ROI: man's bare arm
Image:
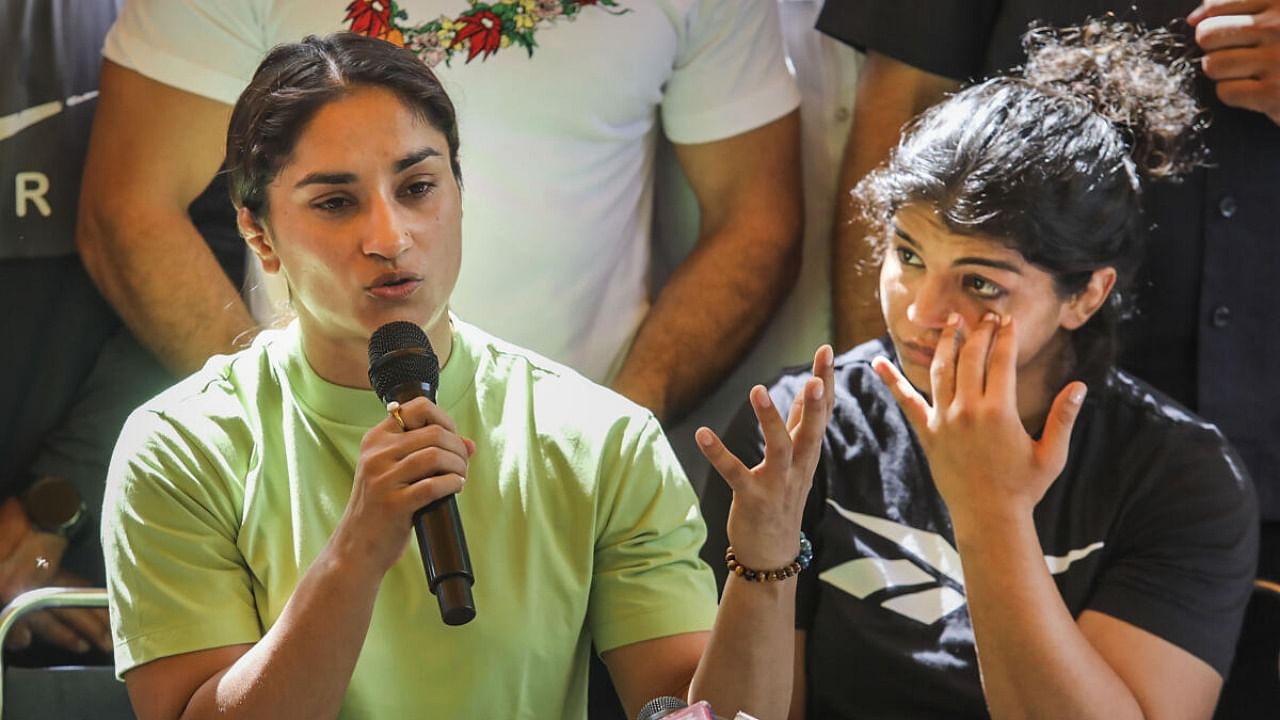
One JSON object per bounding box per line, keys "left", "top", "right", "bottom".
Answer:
{"left": 612, "top": 111, "right": 803, "bottom": 424}
{"left": 832, "top": 52, "right": 959, "bottom": 351}
{"left": 77, "top": 61, "right": 254, "bottom": 375}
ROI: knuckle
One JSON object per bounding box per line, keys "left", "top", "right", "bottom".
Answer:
{"left": 418, "top": 446, "right": 445, "bottom": 469}
{"left": 947, "top": 404, "right": 975, "bottom": 425}
{"left": 419, "top": 424, "right": 446, "bottom": 446}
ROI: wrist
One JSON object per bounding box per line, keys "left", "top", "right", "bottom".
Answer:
{"left": 324, "top": 523, "right": 399, "bottom": 585}
{"left": 950, "top": 507, "right": 1036, "bottom": 552}
{"left": 724, "top": 532, "right": 812, "bottom": 583}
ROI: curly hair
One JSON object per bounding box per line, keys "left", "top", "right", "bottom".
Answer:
{"left": 854, "top": 18, "right": 1204, "bottom": 383}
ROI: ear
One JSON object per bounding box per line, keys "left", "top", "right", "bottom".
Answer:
{"left": 238, "top": 207, "right": 280, "bottom": 275}
{"left": 1060, "top": 267, "right": 1117, "bottom": 330}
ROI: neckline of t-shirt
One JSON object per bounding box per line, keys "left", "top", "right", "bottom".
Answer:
{"left": 272, "top": 316, "right": 479, "bottom": 426}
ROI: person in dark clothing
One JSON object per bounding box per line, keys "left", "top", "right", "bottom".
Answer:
{"left": 1, "top": 0, "right": 171, "bottom": 661}
{"left": 699, "top": 20, "right": 1257, "bottom": 719}
{"left": 822, "top": 0, "right": 1280, "bottom": 587}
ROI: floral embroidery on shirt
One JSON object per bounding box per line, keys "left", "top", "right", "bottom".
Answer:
{"left": 344, "top": 0, "right": 627, "bottom": 67}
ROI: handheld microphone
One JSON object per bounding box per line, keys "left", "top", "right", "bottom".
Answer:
{"left": 368, "top": 321, "right": 476, "bottom": 626}
{"left": 636, "top": 697, "right": 760, "bottom": 720}
{"left": 637, "top": 697, "right": 715, "bottom": 720}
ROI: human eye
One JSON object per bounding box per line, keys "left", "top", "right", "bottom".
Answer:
{"left": 401, "top": 179, "right": 437, "bottom": 199}
{"left": 312, "top": 195, "right": 353, "bottom": 213}
{"left": 895, "top": 246, "right": 924, "bottom": 267}
{"left": 964, "top": 274, "right": 1007, "bottom": 300}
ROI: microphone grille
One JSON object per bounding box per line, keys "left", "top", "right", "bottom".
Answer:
{"left": 637, "top": 696, "right": 687, "bottom": 720}
{"left": 367, "top": 321, "right": 439, "bottom": 403}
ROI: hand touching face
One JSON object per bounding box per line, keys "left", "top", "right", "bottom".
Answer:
{"left": 878, "top": 204, "right": 1111, "bottom": 423}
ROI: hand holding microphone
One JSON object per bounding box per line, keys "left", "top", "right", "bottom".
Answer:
{"left": 367, "top": 321, "right": 477, "bottom": 625}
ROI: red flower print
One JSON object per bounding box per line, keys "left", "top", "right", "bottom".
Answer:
{"left": 345, "top": 1, "right": 395, "bottom": 38}
{"left": 452, "top": 10, "right": 504, "bottom": 63}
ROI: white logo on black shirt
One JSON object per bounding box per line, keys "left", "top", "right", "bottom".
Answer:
{"left": 820, "top": 498, "right": 1104, "bottom": 624}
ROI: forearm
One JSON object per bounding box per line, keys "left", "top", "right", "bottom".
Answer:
{"left": 78, "top": 207, "right": 257, "bottom": 376}
{"left": 690, "top": 576, "right": 796, "bottom": 720}
{"left": 955, "top": 515, "right": 1143, "bottom": 720}
{"left": 831, "top": 203, "right": 885, "bottom": 352}
{"left": 830, "top": 105, "right": 900, "bottom": 351}
{"left": 180, "top": 539, "right": 382, "bottom": 720}
{"left": 612, "top": 222, "right": 800, "bottom": 423}
{"left": 832, "top": 54, "right": 959, "bottom": 351}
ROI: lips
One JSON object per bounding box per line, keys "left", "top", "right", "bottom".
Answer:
{"left": 367, "top": 271, "right": 423, "bottom": 299}
{"left": 898, "top": 339, "right": 937, "bottom": 367}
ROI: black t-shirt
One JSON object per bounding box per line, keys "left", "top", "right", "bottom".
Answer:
{"left": 815, "top": 0, "right": 1280, "bottom": 521}
{"left": 701, "top": 339, "right": 1258, "bottom": 719}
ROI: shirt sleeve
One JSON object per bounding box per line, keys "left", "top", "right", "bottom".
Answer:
{"left": 660, "top": 0, "right": 801, "bottom": 144}
{"left": 102, "top": 405, "right": 262, "bottom": 677}
{"left": 103, "top": 0, "right": 267, "bottom": 104}
{"left": 589, "top": 415, "right": 718, "bottom": 653}
{"left": 815, "top": 0, "right": 1002, "bottom": 82}
{"left": 1086, "top": 427, "right": 1259, "bottom": 677}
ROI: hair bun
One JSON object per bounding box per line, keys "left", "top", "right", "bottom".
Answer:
{"left": 1021, "top": 18, "right": 1204, "bottom": 180}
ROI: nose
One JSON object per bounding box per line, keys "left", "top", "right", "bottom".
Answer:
{"left": 362, "top": 193, "right": 412, "bottom": 261}
{"left": 905, "top": 275, "right": 954, "bottom": 330}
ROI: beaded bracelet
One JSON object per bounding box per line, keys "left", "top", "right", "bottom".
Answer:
{"left": 725, "top": 532, "right": 813, "bottom": 582}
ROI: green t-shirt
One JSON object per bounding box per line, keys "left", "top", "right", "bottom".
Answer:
{"left": 103, "top": 318, "right": 717, "bottom": 718}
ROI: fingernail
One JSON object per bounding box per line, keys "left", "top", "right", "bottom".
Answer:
{"left": 983, "top": 312, "right": 997, "bottom": 324}
{"left": 755, "top": 387, "right": 772, "bottom": 408}
{"left": 810, "top": 381, "right": 825, "bottom": 400}
{"left": 946, "top": 312, "right": 960, "bottom": 327}
{"left": 1071, "top": 386, "right": 1087, "bottom": 405}
{"left": 696, "top": 428, "right": 714, "bottom": 447}
{"left": 1000, "top": 314, "right": 1012, "bottom": 327}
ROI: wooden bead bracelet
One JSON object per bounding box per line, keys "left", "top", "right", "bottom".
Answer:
{"left": 725, "top": 532, "right": 813, "bottom": 582}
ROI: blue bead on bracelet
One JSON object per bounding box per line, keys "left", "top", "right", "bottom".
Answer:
{"left": 725, "top": 532, "right": 813, "bottom": 582}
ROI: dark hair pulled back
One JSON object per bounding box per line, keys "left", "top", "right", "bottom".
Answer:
{"left": 855, "top": 19, "right": 1204, "bottom": 383}
{"left": 225, "top": 32, "right": 462, "bottom": 219}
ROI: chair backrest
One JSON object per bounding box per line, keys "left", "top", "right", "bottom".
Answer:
{"left": 0, "top": 588, "right": 134, "bottom": 720}
{"left": 1214, "top": 579, "right": 1280, "bottom": 719}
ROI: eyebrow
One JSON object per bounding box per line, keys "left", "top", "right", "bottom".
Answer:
{"left": 293, "top": 147, "right": 443, "bottom": 189}
{"left": 395, "top": 147, "right": 441, "bottom": 172}
{"left": 893, "top": 224, "right": 1024, "bottom": 275}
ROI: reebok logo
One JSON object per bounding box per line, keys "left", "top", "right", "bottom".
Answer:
{"left": 819, "top": 498, "right": 1104, "bottom": 625}
{"left": 0, "top": 91, "right": 97, "bottom": 142}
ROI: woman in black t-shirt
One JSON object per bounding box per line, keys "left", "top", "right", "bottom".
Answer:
{"left": 697, "top": 20, "right": 1257, "bottom": 720}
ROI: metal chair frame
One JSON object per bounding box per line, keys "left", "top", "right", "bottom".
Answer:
{"left": 0, "top": 587, "right": 112, "bottom": 717}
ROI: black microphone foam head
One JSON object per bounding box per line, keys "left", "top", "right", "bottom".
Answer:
{"left": 367, "top": 321, "right": 439, "bottom": 403}
{"left": 637, "top": 696, "right": 687, "bottom": 720}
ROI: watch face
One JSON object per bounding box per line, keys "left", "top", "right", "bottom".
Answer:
{"left": 24, "top": 475, "right": 83, "bottom": 533}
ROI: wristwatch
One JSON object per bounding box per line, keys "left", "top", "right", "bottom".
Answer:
{"left": 20, "top": 475, "right": 87, "bottom": 539}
